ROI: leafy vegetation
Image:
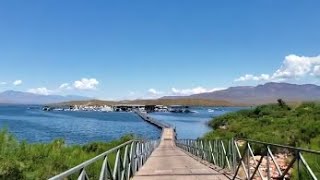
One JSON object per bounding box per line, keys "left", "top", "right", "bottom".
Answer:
{"left": 204, "top": 100, "right": 320, "bottom": 178}
{"left": 205, "top": 100, "right": 320, "bottom": 148}
{"left": 0, "top": 130, "right": 133, "bottom": 179}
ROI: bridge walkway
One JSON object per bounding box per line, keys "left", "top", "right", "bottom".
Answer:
{"left": 132, "top": 128, "right": 230, "bottom": 180}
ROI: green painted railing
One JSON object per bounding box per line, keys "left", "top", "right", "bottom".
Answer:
{"left": 176, "top": 139, "right": 320, "bottom": 180}
{"left": 49, "top": 139, "right": 159, "bottom": 180}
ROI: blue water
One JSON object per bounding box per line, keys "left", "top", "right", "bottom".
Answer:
{"left": 0, "top": 105, "right": 161, "bottom": 144}
{"left": 0, "top": 105, "right": 244, "bottom": 144}
{"left": 149, "top": 107, "right": 246, "bottom": 139}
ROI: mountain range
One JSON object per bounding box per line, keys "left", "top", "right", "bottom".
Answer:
{"left": 162, "top": 82, "right": 320, "bottom": 105}
{"left": 1, "top": 82, "right": 320, "bottom": 105}
{"left": 0, "top": 90, "right": 91, "bottom": 104}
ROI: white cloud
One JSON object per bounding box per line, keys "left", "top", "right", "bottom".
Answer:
{"left": 272, "top": 54, "right": 320, "bottom": 79}
{"left": 235, "top": 54, "right": 320, "bottom": 82}
{"left": 28, "top": 87, "right": 52, "bottom": 95}
{"left": 0, "top": 82, "right": 7, "bottom": 85}
{"left": 28, "top": 83, "right": 70, "bottom": 96}
{"left": 171, "top": 87, "right": 225, "bottom": 96}
{"left": 127, "top": 86, "right": 226, "bottom": 99}
{"left": 59, "top": 83, "right": 72, "bottom": 90}
{"left": 235, "top": 74, "right": 270, "bottom": 82}
{"left": 313, "top": 65, "right": 320, "bottom": 77}
{"left": 73, "top": 78, "right": 99, "bottom": 90}
{"left": 26, "top": 78, "right": 99, "bottom": 96}
{"left": 146, "top": 88, "right": 164, "bottom": 98}
{"left": 148, "top": 88, "right": 163, "bottom": 95}
{"left": 13, "top": 80, "right": 22, "bottom": 86}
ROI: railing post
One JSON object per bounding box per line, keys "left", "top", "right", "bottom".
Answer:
{"left": 233, "top": 142, "right": 249, "bottom": 180}
{"left": 209, "top": 140, "right": 216, "bottom": 164}
{"left": 247, "top": 142, "right": 250, "bottom": 179}
{"left": 228, "top": 139, "right": 232, "bottom": 171}
{"left": 174, "top": 138, "right": 320, "bottom": 180}
{"left": 136, "top": 142, "right": 141, "bottom": 171}
{"left": 231, "top": 138, "right": 237, "bottom": 173}
{"left": 266, "top": 145, "right": 270, "bottom": 180}
{"left": 121, "top": 145, "right": 129, "bottom": 180}
{"left": 297, "top": 150, "right": 301, "bottom": 180}
{"left": 221, "top": 140, "right": 231, "bottom": 170}
{"left": 200, "top": 140, "right": 205, "bottom": 160}
{"left": 113, "top": 149, "right": 121, "bottom": 180}
{"left": 213, "top": 140, "right": 216, "bottom": 165}
{"left": 219, "top": 140, "right": 223, "bottom": 167}
{"left": 48, "top": 140, "right": 160, "bottom": 180}
{"left": 129, "top": 142, "right": 135, "bottom": 178}
{"left": 141, "top": 142, "right": 145, "bottom": 166}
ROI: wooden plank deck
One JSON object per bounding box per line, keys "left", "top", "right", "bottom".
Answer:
{"left": 132, "top": 128, "right": 230, "bottom": 180}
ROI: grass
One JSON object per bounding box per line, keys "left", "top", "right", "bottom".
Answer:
{"left": 0, "top": 129, "right": 133, "bottom": 179}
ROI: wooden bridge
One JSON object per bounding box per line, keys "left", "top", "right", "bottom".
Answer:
{"left": 133, "top": 128, "right": 230, "bottom": 180}
{"left": 49, "top": 111, "right": 320, "bottom": 180}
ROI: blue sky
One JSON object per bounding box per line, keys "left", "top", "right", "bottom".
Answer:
{"left": 0, "top": 1, "right": 320, "bottom": 99}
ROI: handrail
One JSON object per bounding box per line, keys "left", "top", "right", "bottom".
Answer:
{"left": 49, "top": 111, "right": 172, "bottom": 180}
{"left": 176, "top": 138, "right": 320, "bottom": 179}
{"left": 238, "top": 138, "right": 320, "bottom": 155}
{"left": 49, "top": 139, "right": 160, "bottom": 180}
{"left": 134, "top": 110, "right": 171, "bottom": 129}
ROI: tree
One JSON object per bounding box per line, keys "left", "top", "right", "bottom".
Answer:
{"left": 277, "top": 99, "right": 290, "bottom": 110}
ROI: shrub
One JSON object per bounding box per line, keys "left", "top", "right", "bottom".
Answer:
{"left": 204, "top": 101, "right": 320, "bottom": 179}
{"left": 0, "top": 129, "right": 133, "bottom": 179}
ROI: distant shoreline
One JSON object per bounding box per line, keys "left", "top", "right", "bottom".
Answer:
{"left": 52, "top": 98, "right": 249, "bottom": 107}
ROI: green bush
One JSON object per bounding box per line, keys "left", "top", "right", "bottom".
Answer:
{"left": 0, "top": 129, "right": 133, "bottom": 179}
{"left": 204, "top": 101, "right": 320, "bottom": 179}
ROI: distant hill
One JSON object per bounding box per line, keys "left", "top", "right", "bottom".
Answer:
{"left": 162, "top": 82, "right": 320, "bottom": 105}
{"left": 0, "top": 90, "right": 91, "bottom": 104}
{"left": 8, "top": 82, "right": 319, "bottom": 106}
{"left": 123, "top": 99, "right": 235, "bottom": 106}
{"left": 57, "top": 98, "right": 236, "bottom": 106}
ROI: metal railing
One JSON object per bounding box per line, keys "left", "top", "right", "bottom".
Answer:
{"left": 176, "top": 138, "right": 320, "bottom": 180}
{"left": 134, "top": 110, "right": 171, "bottom": 129}
{"left": 49, "top": 139, "right": 159, "bottom": 180}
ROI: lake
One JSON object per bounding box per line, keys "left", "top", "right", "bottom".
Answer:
{"left": 0, "top": 105, "right": 244, "bottom": 144}
{"left": 149, "top": 107, "right": 245, "bottom": 139}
